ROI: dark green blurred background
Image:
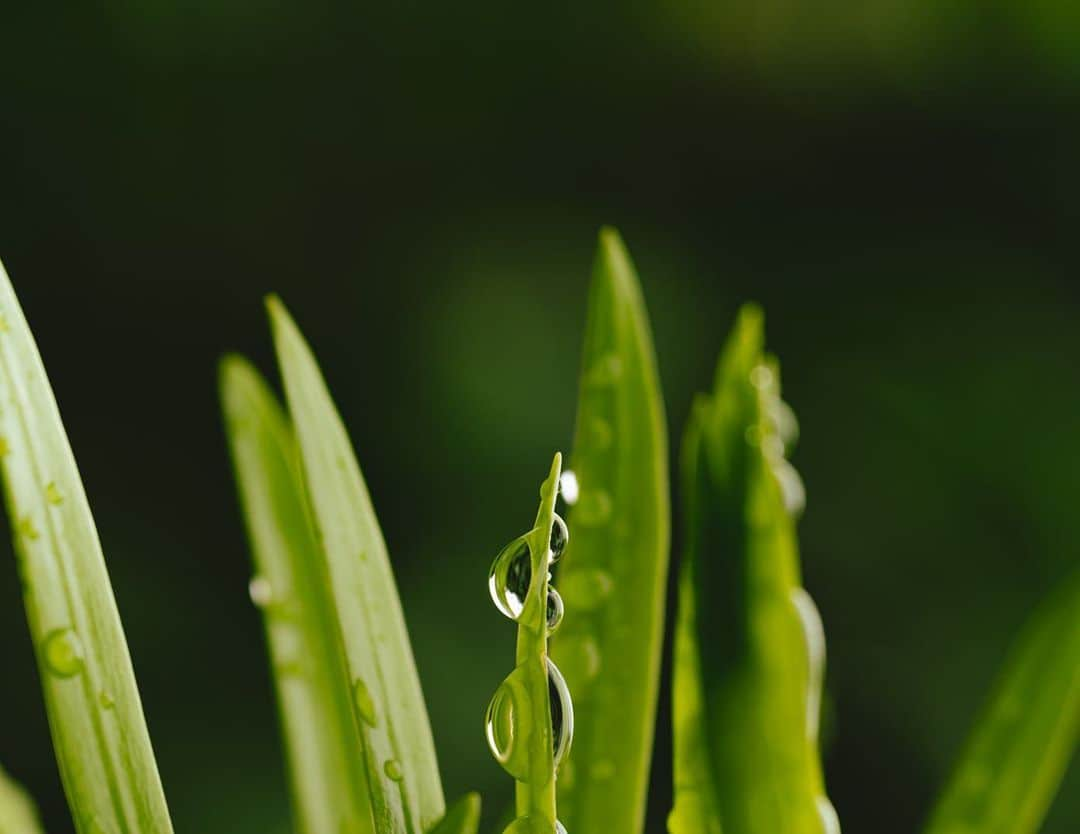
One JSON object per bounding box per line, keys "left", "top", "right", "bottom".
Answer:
{"left": 1, "top": 3, "right": 1078, "bottom": 833}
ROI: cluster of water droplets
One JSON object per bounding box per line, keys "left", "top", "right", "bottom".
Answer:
{"left": 485, "top": 484, "right": 575, "bottom": 834}
{"left": 748, "top": 364, "right": 805, "bottom": 516}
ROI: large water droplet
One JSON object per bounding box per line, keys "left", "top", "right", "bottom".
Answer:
{"left": 546, "top": 587, "right": 564, "bottom": 633}
{"left": 43, "top": 628, "right": 84, "bottom": 678}
{"left": 485, "top": 666, "right": 531, "bottom": 780}
{"left": 549, "top": 515, "right": 569, "bottom": 563}
{"left": 248, "top": 575, "right": 274, "bottom": 608}
{"left": 548, "top": 658, "right": 574, "bottom": 770}
{"left": 488, "top": 537, "right": 532, "bottom": 620}
{"left": 353, "top": 679, "right": 378, "bottom": 726}
{"left": 384, "top": 759, "right": 404, "bottom": 781}
{"left": 559, "top": 569, "right": 613, "bottom": 611}
{"left": 559, "top": 471, "right": 580, "bottom": 505}
{"left": 574, "top": 490, "right": 612, "bottom": 527}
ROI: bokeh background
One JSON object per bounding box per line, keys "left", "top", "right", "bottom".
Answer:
{"left": 1, "top": 3, "right": 1078, "bottom": 833}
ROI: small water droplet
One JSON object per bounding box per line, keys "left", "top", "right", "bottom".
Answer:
{"left": 557, "top": 823, "right": 567, "bottom": 834}
{"left": 488, "top": 537, "right": 532, "bottom": 620}
{"left": 45, "top": 482, "right": 63, "bottom": 505}
{"left": 546, "top": 587, "right": 564, "bottom": 633}
{"left": 485, "top": 666, "right": 530, "bottom": 780}
{"left": 749, "top": 364, "right": 774, "bottom": 391}
{"left": 548, "top": 658, "right": 574, "bottom": 770}
{"left": 559, "top": 569, "right": 613, "bottom": 611}
{"left": 553, "top": 634, "right": 601, "bottom": 682}
{"left": 584, "top": 354, "right": 622, "bottom": 387}
{"left": 559, "top": 471, "right": 580, "bottom": 505}
{"left": 384, "top": 759, "right": 403, "bottom": 781}
{"left": 772, "top": 459, "right": 805, "bottom": 517}
{"left": 248, "top": 575, "right": 274, "bottom": 608}
{"left": 771, "top": 399, "right": 799, "bottom": 449}
{"left": 99, "top": 690, "right": 115, "bottom": 710}
{"left": 549, "top": 515, "right": 569, "bottom": 563}
{"left": 574, "top": 490, "right": 612, "bottom": 527}
{"left": 42, "top": 628, "right": 84, "bottom": 678}
{"left": 17, "top": 516, "right": 39, "bottom": 541}
{"left": 353, "top": 679, "right": 377, "bottom": 726}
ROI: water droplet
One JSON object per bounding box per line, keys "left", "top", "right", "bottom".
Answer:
{"left": 553, "top": 634, "right": 601, "bottom": 682}
{"left": 353, "top": 679, "right": 377, "bottom": 726}
{"left": 17, "top": 516, "right": 40, "bottom": 541}
{"left": 45, "top": 482, "right": 63, "bottom": 505}
{"left": 485, "top": 666, "right": 531, "bottom": 780}
{"left": 749, "top": 364, "right": 774, "bottom": 391}
{"left": 42, "top": 628, "right": 84, "bottom": 678}
{"left": 574, "top": 490, "right": 612, "bottom": 527}
{"left": 557, "top": 823, "right": 567, "bottom": 834}
{"left": 548, "top": 658, "right": 574, "bottom": 770}
{"left": 99, "top": 691, "right": 115, "bottom": 710}
{"left": 558, "top": 470, "right": 579, "bottom": 505}
{"left": 584, "top": 354, "right": 622, "bottom": 387}
{"left": 549, "top": 515, "right": 569, "bottom": 563}
{"left": 771, "top": 399, "right": 799, "bottom": 449}
{"left": 488, "top": 537, "right": 532, "bottom": 620}
{"left": 559, "top": 569, "right": 613, "bottom": 611}
{"left": 384, "top": 759, "right": 403, "bottom": 781}
{"left": 772, "top": 459, "right": 806, "bottom": 517}
{"left": 248, "top": 575, "right": 274, "bottom": 608}
{"left": 546, "top": 587, "right": 564, "bottom": 633}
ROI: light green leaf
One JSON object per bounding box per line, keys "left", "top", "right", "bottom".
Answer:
{"left": 426, "top": 794, "right": 481, "bottom": 834}
{"left": 0, "top": 763, "right": 43, "bottom": 834}
{"left": 550, "top": 228, "right": 670, "bottom": 834}
{"left": 219, "top": 355, "right": 373, "bottom": 834}
{"left": 266, "top": 296, "right": 445, "bottom": 834}
{"left": 0, "top": 261, "right": 173, "bottom": 834}
{"left": 924, "top": 573, "right": 1080, "bottom": 834}
{"left": 671, "top": 305, "right": 838, "bottom": 834}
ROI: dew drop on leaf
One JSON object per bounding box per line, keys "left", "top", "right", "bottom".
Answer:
{"left": 549, "top": 515, "right": 569, "bottom": 563}
{"left": 548, "top": 658, "right": 574, "bottom": 770}
{"left": 45, "top": 482, "right": 63, "bottom": 505}
{"left": 99, "top": 690, "right": 115, "bottom": 710}
{"left": 42, "top": 628, "right": 84, "bottom": 678}
{"left": 248, "top": 575, "right": 273, "bottom": 608}
{"left": 353, "top": 679, "right": 378, "bottom": 726}
{"left": 558, "top": 470, "right": 580, "bottom": 505}
{"left": 488, "top": 537, "right": 532, "bottom": 620}
{"left": 546, "top": 587, "right": 564, "bottom": 633}
{"left": 384, "top": 759, "right": 403, "bottom": 781}
{"left": 485, "top": 666, "right": 530, "bottom": 780}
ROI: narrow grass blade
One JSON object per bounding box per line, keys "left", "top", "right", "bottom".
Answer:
{"left": 426, "top": 794, "right": 481, "bottom": 834}
{"left": 0, "top": 262, "right": 173, "bottom": 834}
{"left": 923, "top": 573, "right": 1080, "bottom": 834}
{"left": 670, "top": 305, "right": 838, "bottom": 834}
{"left": 0, "top": 764, "right": 43, "bottom": 834}
{"left": 267, "top": 296, "right": 445, "bottom": 834}
{"left": 550, "top": 228, "right": 670, "bottom": 834}
{"left": 220, "top": 356, "right": 374, "bottom": 834}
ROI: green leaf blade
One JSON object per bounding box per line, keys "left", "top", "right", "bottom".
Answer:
{"left": 219, "top": 355, "right": 374, "bottom": 834}
{"left": 550, "top": 228, "right": 671, "bottom": 834}
{"left": 266, "top": 296, "right": 444, "bottom": 834}
{"left": 0, "top": 262, "right": 173, "bottom": 834}
{"left": 671, "top": 305, "right": 837, "bottom": 834}
{"left": 0, "top": 764, "right": 44, "bottom": 834}
{"left": 924, "top": 574, "right": 1080, "bottom": 834}
{"left": 426, "top": 794, "right": 481, "bottom": 834}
